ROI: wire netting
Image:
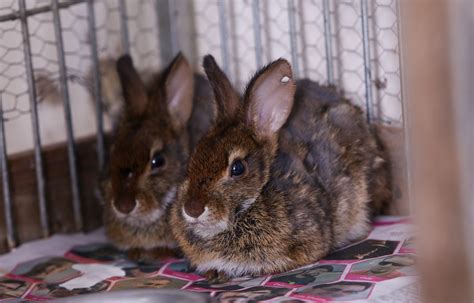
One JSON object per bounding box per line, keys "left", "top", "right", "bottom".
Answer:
{"left": 0, "top": 0, "right": 163, "bottom": 154}
{"left": 193, "top": 0, "right": 403, "bottom": 124}
{"left": 0, "top": 0, "right": 403, "bottom": 155}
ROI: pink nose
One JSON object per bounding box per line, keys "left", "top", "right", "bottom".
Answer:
{"left": 114, "top": 198, "right": 136, "bottom": 214}
{"left": 184, "top": 201, "right": 205, "bottom": 218}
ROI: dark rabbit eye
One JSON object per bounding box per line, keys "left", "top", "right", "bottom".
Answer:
{"left": 231, "top": 160, "right": 245, "bottom": 177}
{"left": 151, "top": 152, "right": 165, "bottom": 170}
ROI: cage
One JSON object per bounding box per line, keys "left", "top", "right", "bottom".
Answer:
{"left": 0, "top": 0, "right": 471, "bottom": 302}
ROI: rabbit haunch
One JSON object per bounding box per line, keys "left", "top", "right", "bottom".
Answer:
{"left": 102, "top": 53, "right": 215, "bottom": 262}
{"left": 170, "top": 55, "right": 391, "bottom": 280}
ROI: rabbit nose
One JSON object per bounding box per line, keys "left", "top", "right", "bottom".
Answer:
{"left": 114, "top": 197, "right": 137, "bottom": 214}
{"left": 183, "top": 201, "right": 205, "bottom": 219}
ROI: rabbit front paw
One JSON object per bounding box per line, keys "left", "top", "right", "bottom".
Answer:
{"left": 204, "top": 269, "right": 231, "bottom": 283}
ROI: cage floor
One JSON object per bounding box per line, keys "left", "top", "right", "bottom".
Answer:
{"left": 0, "top": 217, "right": 419, "bottom": 302}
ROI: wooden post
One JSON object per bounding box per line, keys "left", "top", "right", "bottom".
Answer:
{"left": 400, "top": 1, "right": 473, "bottom": 302}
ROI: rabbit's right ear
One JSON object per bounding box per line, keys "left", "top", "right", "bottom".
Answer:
{"left": 203, "top": 55, "right": 240, "bottom": 120}
{"left": 164, "top": 53, "right": 194, "bottom": 130}
{"left": 116, "top": 54, "right": 148, "bottom": 116}
{"left": 244, "top": 59, "right": 295, "bottom": 140}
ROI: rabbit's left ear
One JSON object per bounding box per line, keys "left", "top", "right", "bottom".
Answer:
{"left": 116, "top": 54, "right": 148, "bottom": 117}
{"left": 203, "top": 55, "right": 240, "bottom": 121}
{"left": 244, "top": 59, "right": 296, "bottom": 139}
{"left": 164, "top": 53, "right": 195, "bottom": 130}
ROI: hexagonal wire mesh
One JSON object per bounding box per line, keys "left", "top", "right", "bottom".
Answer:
{"left": 0, "top": 0, "right": 404, "bottom": 247}
{"left": 193, "top": 0, "right": 403, "bottom": 124}
{"left": 0, "top": 0, "right": 162, "bottom": 154}
{"left": 0, "top": 0, "right": 164, "bottom": 248}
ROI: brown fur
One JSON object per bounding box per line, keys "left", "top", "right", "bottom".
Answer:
{"left": 102, "top": 53, "right": 214, "bottom": 261}
{"left": 170, "top": 55, "right": 392, "bottom": 280}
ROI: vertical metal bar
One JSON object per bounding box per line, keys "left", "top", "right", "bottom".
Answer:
{"left": 227, "top": 1, "right": 241, "bottom": 88}
{"left": 297, "top": 0, "right": 308, "bottom": 78}
{"left": 361, "top": 0, "right": 373, "bottom": 122}
{"left": 19, "top": 0, "right": 49, "bottom": 238}
{"left": 167, "top": 0, "right": 179, "bottom": 56}
{"left": 156, "top": 0, "right": 179, "bottom": 64}
{"left": 51, "top": 0, "right": 82, "bottom": 231}
{"left": 218, "top": 0, "right": 230, "bottom": 76}
{"left": 0, "top": 95, "right": 15, "bottom": 250}
{"left": 322, "top": 0, "right": 334, "bottom": 84}
{"left": 262, "top": 0, "right": 273, "bottom": 62}
{"left": 119, "top": 0, "right": 130, "bottom": 54}
{"left": 86, "top": 0, "right": 104, "bottom": 172}
{"left": 252, "top": 0, "right": 263, "bottom": 68}
{"left": 287, "top": 0, "right": 300, "bottom": 77}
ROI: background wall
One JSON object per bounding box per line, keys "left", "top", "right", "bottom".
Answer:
{"left": 0, "top": 0, "right": 161, "bottom": 155}
{"left": 0, "top": 0, "right": 403, "bottom": 155}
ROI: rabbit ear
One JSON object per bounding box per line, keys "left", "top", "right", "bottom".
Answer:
{"left": 164, "top": 53, "right": 194, "bottom": 130}
{"left": 244, "top": 59, "right": 296, "bottom": 139}
{"left": 116, "top": 54, "right": 148, "bottom": 117}
{"left": 203, "top": 55, "right": 240, "bottom": 120}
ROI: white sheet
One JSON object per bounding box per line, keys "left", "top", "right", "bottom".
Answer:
{"left": 0, "top": 228, "right": 107, "bottom": 275}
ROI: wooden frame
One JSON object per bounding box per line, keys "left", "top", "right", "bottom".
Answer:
{"left": 400, "top": 0, "right": 473, "bottom": 301}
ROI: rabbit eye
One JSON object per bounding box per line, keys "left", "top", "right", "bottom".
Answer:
{"left": 151, "top": 152, "right": 165, "bottom": 171}
{"left": 230, "top": 160, "right": 245, "bottom": 177}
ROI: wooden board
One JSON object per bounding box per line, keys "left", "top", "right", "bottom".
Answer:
{"left": 0, "top": 136, "right": 109, "bottom": 254}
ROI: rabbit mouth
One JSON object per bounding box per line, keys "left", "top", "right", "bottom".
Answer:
{"left": 113, "top": 199, "right": 164, "bottom": 227}
{"left": 181, "top": 205, "right": 210, "bottom": 223}
{"left": 111, "top": 186, "right": 177, "bottom": 227}
{"left": 181, "top": 206, "right": 229, "bottom": 239}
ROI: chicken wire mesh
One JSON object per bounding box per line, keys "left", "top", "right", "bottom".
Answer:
{"left": 193, "top": 0, "right": 403, "bottom": 124}
{"left": 0, "top": 0, "right": 164, "bottom": 249}
{"left": 0, "top": 0, "right": 162, "bottom": 155}
{"left": 0, "top": 0, "right": 404, "bottom": 248}
{"left": 0, "top": 0, "right": 403, "bottom": 154}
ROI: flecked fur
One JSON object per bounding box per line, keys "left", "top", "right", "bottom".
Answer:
{"left": 102, "top": 53, "right": 214, "bottom": 261}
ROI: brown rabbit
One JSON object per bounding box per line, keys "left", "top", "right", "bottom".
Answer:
{"left": 170, "top": 55, "right": 391, "bottom": 281}
{"left": 102, "top": 53, "right": 214, "bottom": 262}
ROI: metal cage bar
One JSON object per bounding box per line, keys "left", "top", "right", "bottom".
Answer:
{"left": 156, "top": 0, "right": 179, "bottom": 64}
{"left": 51, "top": 0, "right": 83, "bottom": 231}
{"left": 119, "top": 0, "right": 130, "bottom": 54}
{"left": 86, "top": 0, "right": 105, "bottom": 172}
{"left": 0, "top": 0, "right": 84, "bottom": 22}
{"left": 0, "top": 95, "right": 15, "bottom": 249}
{"left": 322, "top": 0, "right": 334, "bottom": 84}
{"left": 19, "top": 0, "right": 49, "bottom": 238}
{"left": 252, "top": 0, "right": 263, "bottom": 68}
{"left": 360, "top": 0, "right": 374, "bottom": 122}
{"left": 218, "top": 0, "right": 230, "bottom": 75}
{"left": 287, "top": 0, "right": 300, "bottom": 78}
{"left": 167, "top": 0, "right": 179, "bottom": 57}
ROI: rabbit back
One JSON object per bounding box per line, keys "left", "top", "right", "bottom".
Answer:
{"left": 281, "top": 79, "right": 392, "bottom": 246}
{"left": 171, "top": 57, "right": 392, "bottom": 279}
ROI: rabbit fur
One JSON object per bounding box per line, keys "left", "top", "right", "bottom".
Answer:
{"left": 170, "top": 55, "right": 391, "bottom": 280}
{"left": 102, "top": 53, "right": 214, "bottom": 261}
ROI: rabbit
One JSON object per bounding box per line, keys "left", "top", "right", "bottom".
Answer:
{"left": 102, "top": 53, "right": 215, "bottom": 262}
{"left": 170, "top": 55, "right": 392, "bottom": 281}
{"left": 282, "top": 79, "right": 392, "bottom": 217}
